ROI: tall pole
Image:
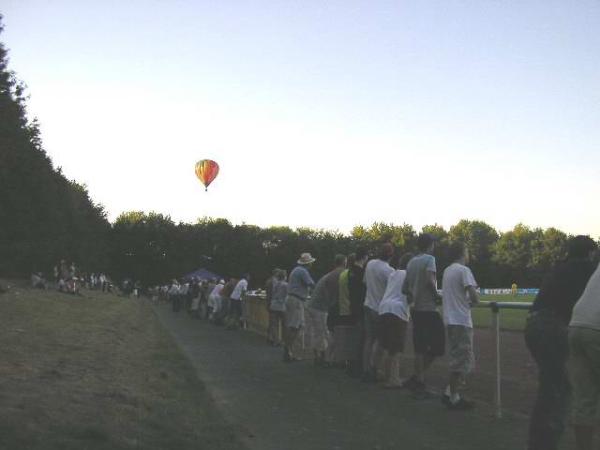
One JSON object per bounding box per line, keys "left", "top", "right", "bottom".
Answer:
{"left": 491, "top": 302, "right": 502, "bottom": 418}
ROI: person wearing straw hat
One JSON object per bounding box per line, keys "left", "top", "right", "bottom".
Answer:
{"left": 283, "top": 252, "right": 316, "bottom": 362}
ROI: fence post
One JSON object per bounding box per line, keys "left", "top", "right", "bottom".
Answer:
{"left": 490, "top": 302, "right": 502, "bottom": 418}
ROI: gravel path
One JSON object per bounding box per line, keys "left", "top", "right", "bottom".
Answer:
{"left": 152, "top": 304, "right": 557, "bottom": 450}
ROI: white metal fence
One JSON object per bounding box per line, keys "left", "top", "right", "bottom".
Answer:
{"left": 474, "top": 300, "right": 531, "bottom": 418}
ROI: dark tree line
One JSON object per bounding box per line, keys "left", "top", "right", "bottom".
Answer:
{"left": 109, "top": 212, "right": 595, "bottom": 289}
{"left": 0, "top": 16, "right": 596, "bottom": 287}
{"left": 0, "top": 16, "right": 110, "bottom": 275}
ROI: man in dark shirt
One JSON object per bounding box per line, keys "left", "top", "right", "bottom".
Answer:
{"left": 346, "top": 247, "right": 368, "bottom": 376}
{"left": 525, "top": 235, "right": 598, "bottom": 450}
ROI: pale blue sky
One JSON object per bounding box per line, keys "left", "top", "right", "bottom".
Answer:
{"left": 3, "top": 1, "right": 599, "bottom": 235}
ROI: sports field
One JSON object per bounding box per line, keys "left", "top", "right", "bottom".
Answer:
{"left": 472, "top": 294, "right": 534, "bottom": 331}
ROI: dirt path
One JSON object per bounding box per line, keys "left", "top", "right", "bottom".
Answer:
{"left": 152, "top": 304, "right": 562, "bottom": 450}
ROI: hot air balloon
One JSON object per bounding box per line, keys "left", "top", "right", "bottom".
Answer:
{"left": 195, "top": 159, "right": 220, "bottom": 191}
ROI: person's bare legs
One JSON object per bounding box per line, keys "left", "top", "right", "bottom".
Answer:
{"left": 370, "top": 340, "right": 384, "bottom": 379}
{"left": 414, "top": 353, "right": 435, "bottom": 383}
{"left": 382, "top": 350, "right": 391, "bottom": 383}
{"left": 574, "top": 425, "right": 594, "bottom": 450}
{"left": 388, "top": 352, "right": 401, "bottom": 386}
{"left": 284, "top": 327, "right": 299, "bottom": 360}
{"left": 448, "top": 371, "right": 462, "bottom": 400}
{"left": 362, "top": 334, "right": 374, "bottom": 375}
{"left": 383, "top": 351, "right": 402, "bottom": 387}
{"left": 414, "top": 354, "right": 425, "bottom": 383}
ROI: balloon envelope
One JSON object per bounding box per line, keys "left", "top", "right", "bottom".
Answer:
{"left": 195, "top": 160, "right": 220, "bottom": 191}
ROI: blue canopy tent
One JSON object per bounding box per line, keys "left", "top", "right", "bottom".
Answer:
{"left": 182, "top": 268, "right": 222, "bottom": 282}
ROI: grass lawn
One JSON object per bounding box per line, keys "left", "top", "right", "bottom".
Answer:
{"left": 472, "top": 294, "right": 535, "bottom": 331}
{"left": 0, "top": 281, "right": 246, "bottom": 450}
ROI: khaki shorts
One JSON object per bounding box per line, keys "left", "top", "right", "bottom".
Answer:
{"left": 447, "top": 325, "right": 474, "bottom": 374}
{"left": 285, "top": 296, "right": 305, "bottom": 329}
{"left": 306, "top": 307, "right": 330, "bottom": 352}
{"left": 569, "top": 326, "right": 600, "bottom": 426}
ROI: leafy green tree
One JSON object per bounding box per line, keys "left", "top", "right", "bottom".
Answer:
{"left": 528, "top": 227, "right": 569, "bottom": 280}
{"left": 493, "top": 223, "right": 538, "bottom": 285}
{"left": 0, "top": 16, "right": 110, "bottom": 275}
{"left": 448, "top": 220, "right": 499, "bottom": 286}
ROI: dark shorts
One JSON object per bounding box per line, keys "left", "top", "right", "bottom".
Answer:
{"left": 376, "top": 313, "right": 408, "bottom": 354}
{"left": 412, "top": 310, "right": 445, "bottom": 357}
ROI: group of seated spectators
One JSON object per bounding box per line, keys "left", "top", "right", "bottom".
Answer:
{"left": 29, "top": 261, "right": 113, "bottom": 295}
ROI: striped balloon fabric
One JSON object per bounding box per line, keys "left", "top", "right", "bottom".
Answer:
{"left": 194, "top": 159, "right": 220, "bottom": 191}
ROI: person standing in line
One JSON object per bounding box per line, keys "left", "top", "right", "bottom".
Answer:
{"left": 402, "top": 233, "right": 444, "bottom": 397}
{"left": 169, "top": 279, "right": 181, "bottom": 312}
{"left": 268, "top": 270, "right": 288, "bottom": 346}
{"left": 306, "top": 254, "right": 347, "bottom": 367}
{"left": 283, "top": 253, "right": 316, "bottom": 362}
{"left": 362, "top": 243, "right": 395, "bottom": 382}
{"left": 190, "top": 278, "right": 202, "bottom": 318}
{"left": 377, "top": 252, "right": 413, "bottom": 388}
{"left": 568, "top": 263, "right": 600, "bottom": 450}
{"left": 265, "top": 269, "right": 280, "bottom": 345}
{"left": 228, "top": 274, "right": 249, "bottom": 330}
{"left": 346, "top": 247, "right": 369, "bottom": 377}
{"left": 332, "top": 254, "right": 356, "bottom": 369}
{"left": 525, "top": 235, "right": 597, "bottom": 450}
{"left": 208, "top": 279, "right": 225, "bottom": 323}
{"left": 441, "top": 242, "right": 479, "bottom": 410}
{"left": 337, "top": 254, "right": 355, "bottom": 327}
{"left": 220, "top": 277, "right": 238, "bottom": 324}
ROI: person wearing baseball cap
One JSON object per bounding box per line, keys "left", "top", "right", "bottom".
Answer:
{"left": 283, "top": 253, "right": 316, "bottom": 362}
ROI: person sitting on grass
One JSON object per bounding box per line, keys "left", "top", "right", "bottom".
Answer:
{"left": 377, "top": 252, "right": 413, "bottom": 388}
{"left": 31, "top": 272, "right": 47, "bottom": 289}
{"left": 441, "top": 241, "right": 479, "bottom": 411}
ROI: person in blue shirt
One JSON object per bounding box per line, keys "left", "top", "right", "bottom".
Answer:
{"left": 283, "top": 253, "right": 316, "bottom": 362}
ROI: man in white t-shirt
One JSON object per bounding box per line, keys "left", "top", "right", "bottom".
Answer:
{"left": 568, "top": 264, "right": 600, "bottom": 450}
{"left": 441, "top": 241, "right": 479, "bottom": 410}
{"left": 208, "top": 280, "right": 225, "bottom": 322}
{"left": 362, "top": 242, "right": 394, "bottom": 382}
{"left": 377, "top": 253, "right": 413, "bottom": 388}
{"left": 227, "top": 274, "right": 249, "bottom": 330}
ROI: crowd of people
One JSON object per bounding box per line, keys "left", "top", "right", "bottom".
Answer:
{"left": 153, "top": 232, "right": 600, "bottom": 450}
{"left": 263, "top": 234, "right": 480, "bottom": 412}
{"left": 30, "top": 260, "right": 114, "bottom": 295}
{"left": 157, "top": 275, "right": 250, "bottom": 330}
{"left": 257, "top": 233, "right": 599, "bottom": 450}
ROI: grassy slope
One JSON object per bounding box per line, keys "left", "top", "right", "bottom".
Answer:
{"left": 0, "top": 283, "right": 246, "bottom": 450}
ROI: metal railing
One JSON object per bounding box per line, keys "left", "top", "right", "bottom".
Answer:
{"left": 474, "top": 300, "right": 532, "bottom": 418}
